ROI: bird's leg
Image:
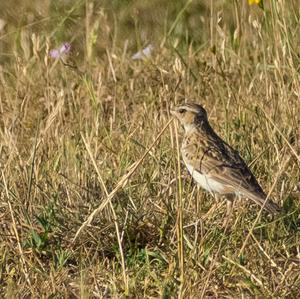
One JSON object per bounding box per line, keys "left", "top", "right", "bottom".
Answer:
{"left": 222, "top": 194, "right": 235, "bottom": 228}
{"left": 202, "top": 192, "right": 222, "bottom": 221}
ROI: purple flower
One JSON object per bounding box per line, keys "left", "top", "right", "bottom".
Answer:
{"left": 50, "top": 42, "right": 71, "bottom": 59}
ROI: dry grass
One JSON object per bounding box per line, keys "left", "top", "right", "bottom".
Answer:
{"left": 0, "top": 0, "right": 300, "bottom": 297}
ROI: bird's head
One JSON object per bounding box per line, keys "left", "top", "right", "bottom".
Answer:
{"left": 170, "top": 103, "right": 208, "bottom": 132}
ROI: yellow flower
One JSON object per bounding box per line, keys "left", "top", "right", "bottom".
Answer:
{"left": 248, "top": 0, "right": 261, "bottom": 4}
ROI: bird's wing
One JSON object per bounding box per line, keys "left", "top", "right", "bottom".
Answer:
{"left": 182, "top": 136, "right": 279, "bottom": 214}
{"left": 196, "top": 149, "right": 264, "bottom": 196}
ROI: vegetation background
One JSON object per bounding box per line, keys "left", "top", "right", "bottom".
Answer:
{"left": 0, "top": 0, "right": 300, "bottom": 297}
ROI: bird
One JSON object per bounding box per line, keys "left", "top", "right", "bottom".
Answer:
{"left": 170, "top": 102, "right": 280, "bottom": 216}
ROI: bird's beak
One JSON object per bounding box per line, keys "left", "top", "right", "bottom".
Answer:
{"left": 170, "top": 108, "right": 177, "bottom": 117}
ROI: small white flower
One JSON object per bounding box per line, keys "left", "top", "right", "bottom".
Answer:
{"left": 132, "top": 44, "right": 153, "bottom": 60}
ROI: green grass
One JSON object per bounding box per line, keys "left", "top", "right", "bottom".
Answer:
{"left": 1, "top": 0, "right": 300, "bottom": 297}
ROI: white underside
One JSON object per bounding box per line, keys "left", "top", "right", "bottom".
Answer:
{"left": 185, "top": 163, "right": 225, "bottom": 194}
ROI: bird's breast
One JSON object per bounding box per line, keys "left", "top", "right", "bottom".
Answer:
{"left": 185, "top": 162, "right": 226, "bottom": 194}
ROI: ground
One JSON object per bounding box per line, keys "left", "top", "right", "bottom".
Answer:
{"left": 0, "top": 0, "right": 300, "bottom": 298}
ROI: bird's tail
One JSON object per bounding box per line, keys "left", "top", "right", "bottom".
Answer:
{"left": 244, "top": 191, "right": 281, "bottom": 215}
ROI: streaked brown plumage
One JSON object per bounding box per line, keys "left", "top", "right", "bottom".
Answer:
{"left": 171, "top": 102, "right": 280, "bottom": 214}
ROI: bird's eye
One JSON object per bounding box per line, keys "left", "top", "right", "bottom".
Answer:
{"left": 178, "top": 109, "right": 186, "bottom": 114}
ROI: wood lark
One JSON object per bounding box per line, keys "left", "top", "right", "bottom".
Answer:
{"left": 171, "top": 102, "right": 280, "bottom": 215}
